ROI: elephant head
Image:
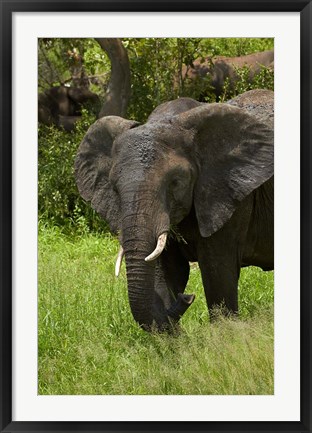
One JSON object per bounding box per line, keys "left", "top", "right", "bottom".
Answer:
{"left": 75, "top": 93, "right": 273, "bottom": 331}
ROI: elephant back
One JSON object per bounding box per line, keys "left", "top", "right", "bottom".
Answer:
{"left": 227, "top": 89, "right": 274, "bottom": 129}
{"left": 147, "top": 97, "right": 202, "bottom": 123}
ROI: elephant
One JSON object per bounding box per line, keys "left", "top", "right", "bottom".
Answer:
{"left": 38, "top": 85, "right": 101, "bottom": 131}
{"left": 181, "top": 50, "right": 274, "bottom": 100}
{"left": 75, "top": 89, "right": 274, "bottom": 331}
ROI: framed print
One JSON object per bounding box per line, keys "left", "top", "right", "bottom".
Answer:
{"left": 1, "top": 0, "right": 311, "bottom": 432}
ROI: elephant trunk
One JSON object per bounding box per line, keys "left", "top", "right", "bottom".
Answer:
{"left": 124, "top": 246, "right": 156, "bottom": 329}
{"left": 122, "top": 221, "right": 193, "bottom": 331}
{"left": 167, "top": 293, "right": 195, "bottom": 321}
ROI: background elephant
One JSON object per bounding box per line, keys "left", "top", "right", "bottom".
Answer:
{"left": 181, "top": 50, "right": 274, "bottom": 100}
{"left": 38, "top": 85, "right": 101, "bottom": 131}
{"left": 75, "top": 89, "right": 274, "bottom": 331}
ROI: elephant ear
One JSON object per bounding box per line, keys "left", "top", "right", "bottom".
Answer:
{"left": 75, "top": 116, "right": 139, "bottom": 233}
{"left": 177, "top": 103, "right": 273, "bottom": 237}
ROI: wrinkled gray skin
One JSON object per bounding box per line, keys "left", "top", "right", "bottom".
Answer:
{"left": 75, "top": 89, "right": 274, "bottom": 331}
{"left": 182, "top": 50, "right": 274, "bottom": 100}
{"left": 38, "top": 85, "right": 101, "bottom": 131}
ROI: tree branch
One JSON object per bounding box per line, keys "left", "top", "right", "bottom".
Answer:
{"left": 95, "top": 38, "right": 131, "bottom": 117}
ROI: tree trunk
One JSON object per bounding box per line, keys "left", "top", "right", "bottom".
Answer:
{"left": 95, "top": 38, "right": 131, "bottom": 118}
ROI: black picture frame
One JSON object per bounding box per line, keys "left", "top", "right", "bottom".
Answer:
{"left": 1, "top": 1, "right": 311, "bottom": 432}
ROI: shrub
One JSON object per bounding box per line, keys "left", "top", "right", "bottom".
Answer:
{"left": 38, "top": 111, "right": 108, "bottom": 233}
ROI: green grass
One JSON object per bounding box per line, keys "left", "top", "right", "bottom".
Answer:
{"left": 38, "top": 225, "right": 274, "bottom": 395}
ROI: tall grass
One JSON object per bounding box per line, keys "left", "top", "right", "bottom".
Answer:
{"left": 38, "top": 225, "right": 274, "bottom": 395}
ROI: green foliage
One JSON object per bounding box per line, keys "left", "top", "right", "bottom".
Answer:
{"left": 126, "top": 37, "right": 274, "bottom": 120}
{"left": 125, "top": 38, "right": 178, "bottom": 121}
{"left": 38, "top": 111, "right": 108, "bottom": 233}
{"left": 38, "top": 38, "right": 109, "bottom": 93}
{"left": 38, "top": 228, "right": 274, "bottom": 395}
{"left": 220, "top": 64, "right": 274, "bottom": 101}
{"left": 199, "top": 37, "right": 273, "bottom": 57}
{"left": 253, "top": 64, "right": 274, "bottom": 90}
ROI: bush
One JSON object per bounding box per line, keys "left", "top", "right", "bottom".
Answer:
{"left": 38, "top": 111, "right": 108, "bottom": 233}
{"left": 219, "top": 65, "right": 274, "bottom": 102}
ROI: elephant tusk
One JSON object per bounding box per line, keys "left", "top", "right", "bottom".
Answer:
{"left": 145, "top": 233, "right": 167, "bottom": 262}
{"left": 115, "top": 246, "right": 124, "bottom": 277}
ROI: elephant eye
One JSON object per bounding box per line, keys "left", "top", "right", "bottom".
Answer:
{"left": 171, "top": 178, "right": 180, "bottom": 188}
{"left": 171, "top": 175, "right": 188, "bottom": 190}
{"left": 169, "top": 176, "right": 187, "bottom": 200}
